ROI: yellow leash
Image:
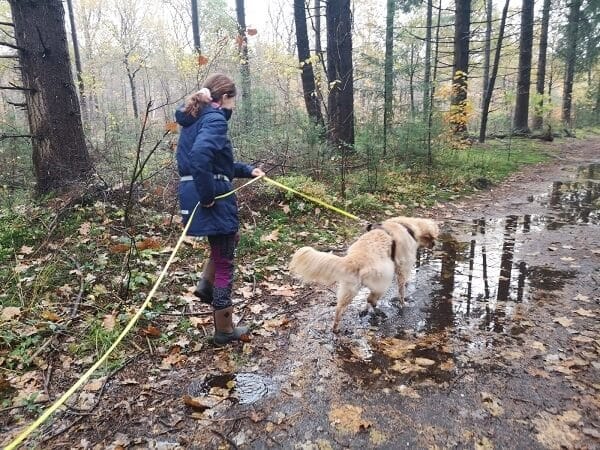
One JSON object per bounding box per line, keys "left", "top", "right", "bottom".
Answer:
{"left": 5, "top": 174, "right": 356, "bottom": 449}
{"left": 262, "top": 176, "right": 361, "bottom": 222}
{"left": 5, "top": 177, "right": 261, "bottom": 450}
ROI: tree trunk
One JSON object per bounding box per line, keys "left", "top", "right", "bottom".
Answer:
{"left": 450, "top": 0, "right": 471, "bottom": 134}
{"left": 383, "top": 0, "right": 395, "bottom": 155}
{"left": 479, "top": 0, "right": 511, "bottom": 142}
{"left": 532, "top": 0, "right": 551, "bottom": 131}
{"left": 326, "top": 0, "right": 354, "bottom": 151}
{"left": 191, "top": 0, "right": 201, "bottom": 54}
{"left": 423, "top": 0, "right": 433, "bottom": 123}
{"left": 65, "top": 0, "right": 87, "bottom": 124}
{"left": 513, "top": 0, "right": 535, "bottom": 133}
{"left": 481, "top": 0, "right": 492, "bottom": 111}
{"left": 314, "top": 0, "right": 322, "bottom": 56}
{"left": 236, "top": 0, "right": 250, "bottom": 123}
{"left": 562, "top": 0, "right": 582, "bottom": 129}
{"left": 294, "top": 0, "right": 324, "bottom": 126}
{"left": 124, "top": 57, "right": 139, "bottom": 119}
{"left": 8, "top": 0, "right": 92, "bottom": 194}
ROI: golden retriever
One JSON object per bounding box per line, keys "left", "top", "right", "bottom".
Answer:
{"left": 289, "top": 217, "right": 439, "bottom": 332}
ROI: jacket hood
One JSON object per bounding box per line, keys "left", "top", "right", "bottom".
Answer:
{"left": 175, "top": 105, "right": 231, "bottom": 127}
{"left": 175, "top": 107, "right": 200, "bottom": 127}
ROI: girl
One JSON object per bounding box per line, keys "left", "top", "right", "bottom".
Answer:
{"left": 175, "top": 73, "right": 264, "bottom": 345}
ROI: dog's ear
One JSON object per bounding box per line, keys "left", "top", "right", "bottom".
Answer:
{"left": 366, "top": 223, "right": 377, "bottom": 232}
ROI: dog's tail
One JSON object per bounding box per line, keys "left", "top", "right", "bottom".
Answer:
{"left": 289, "top": 247, "right": 357, "bottom": 286}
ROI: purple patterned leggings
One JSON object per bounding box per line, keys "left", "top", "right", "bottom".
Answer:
{"left": 206, "top": 233, "right": 239, "bottom": 309}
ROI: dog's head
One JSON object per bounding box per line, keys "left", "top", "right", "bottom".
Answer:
{"left": 384, "top": 217, "right": 440, "bottom": 249}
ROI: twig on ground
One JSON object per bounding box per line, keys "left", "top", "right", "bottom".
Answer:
{"left": 210, "top": 429, "right": 239, "bottom": 450}
{"left": 59, "top": 249, "right": 85, "bottom": 317}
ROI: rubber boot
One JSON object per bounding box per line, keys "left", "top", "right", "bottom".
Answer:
{"left": 193, "top": 259, "right": 215, "bottom": 304}
{"left": 213, "top": 306, "right": 249, "bottom": 345}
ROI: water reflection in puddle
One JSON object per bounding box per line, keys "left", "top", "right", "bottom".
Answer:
{"left": 335, "top": 164, "right": 598, "bottom": 384}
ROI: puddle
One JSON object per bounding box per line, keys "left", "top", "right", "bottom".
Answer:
{"left": 188, "top": 372, "right": 273, "bottom": 405}
{"left": 333, "top": 164, "right": 598, "bottom": 385}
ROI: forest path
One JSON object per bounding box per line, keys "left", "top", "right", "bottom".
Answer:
{"left": 32, "top": 135, "right": 599, "bottom": 449}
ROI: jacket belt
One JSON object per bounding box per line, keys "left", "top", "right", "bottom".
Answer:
{"left": 180, "top": 174, "right": 230, "bottom": 182}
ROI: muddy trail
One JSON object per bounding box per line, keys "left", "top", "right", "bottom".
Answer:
{"left": 8, "top": 138, "right": 599, "bottom": 449}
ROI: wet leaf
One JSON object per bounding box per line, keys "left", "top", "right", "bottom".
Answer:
{"left": 378, "top": 338, "right": 416, "bottom": 359}
{"left": 328, "top": 404, "right": 372, "bottom": 435}
{"left": 533, "top": 412, "right": 582, "bottom": 449}
{"left": 481, "top": 392, "right": 504, "bottom": 417}
{"left": 2, "top": 306, "right": 21, "bottom": 321}
{"left": 553, "top": 317, "right": 574, "bottom": 327}
{"left": 395, "top": 385, "right": 421, "bottom": 399}
{"left": 475, "top": 436, "right": 494, "bottom": 450}
{"left": 190, "top": 316, "right": 211, "bottom": 328}
{"left": 415, "top": 357, "right": 436, "bottom": 366}
{"left": 573, "top": 308, "right": 595, "bottom": 318}
{"left": 182, "top": 394, "right": 211, "bottom": 412}
{"left": 529, "top": 341, "right": 546, "bottom": 352}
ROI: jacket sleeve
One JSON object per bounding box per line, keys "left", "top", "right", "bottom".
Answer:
{"left": 234, "top": 162, "right": 255, "bottom": 178}
{"left": 190, "top": 115, "right": 229, "bottom": 206}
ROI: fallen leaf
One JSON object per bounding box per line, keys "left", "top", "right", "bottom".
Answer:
{"left": 378, "top": 338, "right": 416, "bottom": 359}
{"left": 573, "top": 308, "right": 595, "bottom": 318}
{"left": 529, "top": 341, "right": 547, "bottom": 352}
{"left": 481, "top": 392, "right": 504, "bottom": 417}
{"left": 79, "top": 222, "right": 91, "bottom": 236}
{"left": 102, "top": 312, "right": 117, "bottom": 331}
{"left": 395, "top": 385, "right": 421, "bottom": 399}
{"left": 182, "top": 395, "right": 211, "bottom": 412}
{"left": 19, "top": 245, "right": 34, "bottom": 255}
{"left": 475, "top": 436, "right": 494, "bottom": 450}
{"left": 415, "top": 357, "right": 436, "bottom": 366}
{"left": 165, "top": 121, "right": 178, "bottom": 133}
{"left": 553, "top": 317, "right": 574, "bottom": 327}
{"left": 140, "top": 325, "right": 161, "bottom": 337}
{"left": 2, "top": 306, "right": 21, "bottom": 321}
{"left": 260, "top": 229, "right": 279, "bottom": 242}
{"left": 84, "top": 377, "right": 106, "bottom": 392}
{"left": 329, "top": 404, "right": 372, "bottom": 435}
{"left": 533, "top": 412, "right": 582, "bottom": 449}
{"left": 41, "top": 310, "right": 60, "bottom": 322}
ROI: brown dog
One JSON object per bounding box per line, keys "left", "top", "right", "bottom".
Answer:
{"left": 289, "top": 217, "right": 439, "bottom": 332}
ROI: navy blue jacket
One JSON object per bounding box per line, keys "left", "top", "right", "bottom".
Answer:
{"left": 175, "top": 105, "right": 254, "bottom": 236}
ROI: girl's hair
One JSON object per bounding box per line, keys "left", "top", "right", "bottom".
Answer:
{"left": 183, "top": 73, "right": 237, "bottom": 117}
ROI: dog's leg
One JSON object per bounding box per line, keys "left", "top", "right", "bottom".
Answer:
{"left": 333, "top": 282, "right": 358, "bottom": 333}
{"left": 396, "top": 271, "right": 406, "bottom": 305}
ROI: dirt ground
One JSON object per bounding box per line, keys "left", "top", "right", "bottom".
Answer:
{"left": 3, "top": 136, "right": 600, "bottom": 449}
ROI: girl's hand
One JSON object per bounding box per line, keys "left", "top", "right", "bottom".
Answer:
{"left": 251, "top": 168, "right": 265, "bottom": 177}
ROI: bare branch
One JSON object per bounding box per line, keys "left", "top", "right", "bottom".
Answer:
{"left": 0, "top": 133, "right": 34, "bottom": 139}
{"left": 0, "top": 22, "right": 15, "bottom": 27}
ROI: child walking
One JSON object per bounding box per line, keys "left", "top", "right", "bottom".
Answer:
{"left": 175, "top": 73, "right": 264, "bottom": 345}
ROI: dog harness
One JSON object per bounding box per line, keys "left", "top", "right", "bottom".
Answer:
{"left": 365, "top": 223, "right": 398, "bottom": 261}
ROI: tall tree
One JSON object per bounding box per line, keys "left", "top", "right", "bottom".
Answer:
{"left": 532, "top": 0, "right": 552, "bottom": 131}
{"left": 383, "top": 0, "right": 395, "bottom": 154}
{"left": 479, "top": 0, "right": 511, "bottom": 142}
{"left": 65, "top": 0, "right": 87, "bottom": 123}
{"left": 562, "top": 0, "right": 582, "bottom": 128}
{"left": 191, "top": 0, "right": 201, "bottom": 54}
{"left": 6, "top": 0, "right": 92, "bottom": 194}
{"left": 513, "top": 0, "right": 535, "bottom": 133}
{"left": 294, "top": 0, "right": 324, "bottom": 127}
{"left": 236, "top": 0, "right": 250, "bottom": 122}
{"left": 326, "top": 0, "right": 354, "bottom": 150}
{"left": 481, "top": 0, "right": 492, "bottom": 111}
{"left": 423, "top": 0, "right": 433, "bottom": 123}
{"left": 450, "top": 0, "right": 471, "bottom": 134}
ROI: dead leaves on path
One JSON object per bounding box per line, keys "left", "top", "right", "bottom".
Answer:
{"left": 533, "top": 410, "right": 583, "bottom": 450}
